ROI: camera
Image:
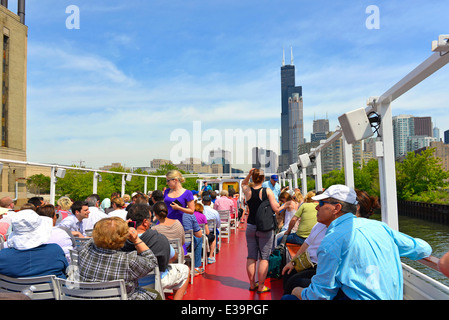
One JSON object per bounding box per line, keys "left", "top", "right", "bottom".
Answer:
{"left": 128, "top": 221, "right": 136, "bottom": 228}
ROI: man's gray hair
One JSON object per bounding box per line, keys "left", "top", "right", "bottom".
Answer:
{"left": 329, "top": 197, "right": 357, "bottom": 214}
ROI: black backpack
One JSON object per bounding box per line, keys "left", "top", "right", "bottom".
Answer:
{"left": 255, "top": 188, "right": 277, "bottom": 232}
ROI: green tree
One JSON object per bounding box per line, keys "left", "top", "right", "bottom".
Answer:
{"left": 27, "top": 174, "right": 51, "bottom": 195}
{"left": 396, "top": 148, "right": 449, "bottom": 200}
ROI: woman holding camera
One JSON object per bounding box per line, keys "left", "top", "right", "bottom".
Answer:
{"left": 163, "top": 170, "right": 195, "bottom": 223}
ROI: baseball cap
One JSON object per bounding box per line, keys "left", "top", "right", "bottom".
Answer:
{"left": 312, "top": 184, "right": 358, "bottom": 205}
{"left": 271, "top": 175, "right": 279, "bottom": 181}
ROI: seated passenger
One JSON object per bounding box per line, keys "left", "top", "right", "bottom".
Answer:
{"left": 0, "top": 209, "right": 68, "bottom": 279}
{"left": 283, "top": 184, "right": 432, "bottom": 300}
{"left": 281, "top": 191, "right": 318, "bottom": 246}
{"left": 152, "top": 201, "right": 185, "bottom": 246}
{"left": 122, "top": 203, "right": 189, "bottom": 300}
{"left": 57, "top": 200, "right": 90, "bottom": 237}
{"left": 182, "top": 205, "right": 204, "bottom": 275}
{"left": 194, "top": 202, "right": 216, "bottom": 264}
{"left": 108, "top": 197, "right": 128, "bottom": 220}
{"left": 78, "top": 217, "right": 161, "bottom": 300}
{"left": 36, "top": 204, "right": 75, "bottom": 263}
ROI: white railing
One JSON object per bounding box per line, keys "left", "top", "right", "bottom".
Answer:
{"left": 0, "top": 158, "right": 246, "bottom": 205}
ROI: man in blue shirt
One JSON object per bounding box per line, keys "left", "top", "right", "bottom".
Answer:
{"left": 288, "top": 184, "right": 432, "bottom": 300}
{"left": 262, "top": 175, "right": 281, "bottom": 202}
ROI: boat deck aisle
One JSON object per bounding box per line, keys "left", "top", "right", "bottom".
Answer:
{"left": 182, "top": 220, "right": 284, "bottom": 300}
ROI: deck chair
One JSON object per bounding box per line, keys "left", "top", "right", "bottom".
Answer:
{"left": 199, "top": 224, "right": 208, "bottom": 270}
{"left": 0, "top": 274, "right": 58, "bottom": 300}
{"left": 168, "top": 238, "right": 184, "bottom": 264}
{"left": 184, "top": 229, "right": 195, "bottom": 284}
{"left": 218, "top": 210, "right": 231, "bottom": 247}
{"left": 74, "top": 237, "right": 91, "bottom": 249}
{"left": 230, "top": 207, "right": 238, "bottom": 231}
{"left": 52, "top": 278, "right": 127, "bottom": 300}
{"left": 139, "top": 265, "right": 165, "bottom": 300}
{"left": 206, "top": 219, "right": 217, "bottom": 258}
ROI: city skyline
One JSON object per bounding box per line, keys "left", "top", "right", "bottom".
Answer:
{"left": 20, "top": 1, "right": 449, "bottom": 170}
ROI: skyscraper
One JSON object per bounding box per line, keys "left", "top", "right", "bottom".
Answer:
{"left": 392, "top": 115, "right": 414, "bottom": 159}
{"left": 414, "top": 117, "right": 432, "bottom": 137}
{"left": 279, "top": 47, "right": 303, "bottom": 171}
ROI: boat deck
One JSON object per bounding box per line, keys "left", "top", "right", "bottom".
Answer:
{"left": 174, "top": 219, "right": 284, "bottom": 300}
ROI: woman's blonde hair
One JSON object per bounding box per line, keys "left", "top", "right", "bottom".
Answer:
{"left": 57, "top": 196, "right": 73, "bottom": 210}
{"left": 195, "top": 202, "right": 204, "bottom": 213}
{"left": 220, "top": 190, "right": 228, "bottom": 197}
{"left": 111, "top": 197, "right": 125, "bottom": 208}
{"left": 294, "top": 190, "right": 304, "bottom": 203}
{"left": 93, "top": 217, "right": 129, "bottom": 250}
{"left": 304, "top": 191, "right": 316, "bottom": 203}
{"left": 166, "top": 170, "right": 185, "bottom": 183}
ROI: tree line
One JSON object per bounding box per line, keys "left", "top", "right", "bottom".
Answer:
{"left": 26, "top": 148, "right": 449, "bottom": 204}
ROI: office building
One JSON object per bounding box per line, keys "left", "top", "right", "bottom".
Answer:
{"left": 414, "top": 117, "right": 433, "bottom": 137}
{"left": 209, "top": 149, "right": 231, "bottom": 174}
{"left": 252, "top": 147, "right": 278, "bottom": 174}
{"left": 444, "top": 129, "right": 449, "bottom": 144}
{"left": 279, "top": 47, "right": 303, "bottom": 171}
{"left": 0, "top": 2, "right": 28, "bottom": 205}
{"left": 393, "top": 115, "right": 415, "bottom": 159}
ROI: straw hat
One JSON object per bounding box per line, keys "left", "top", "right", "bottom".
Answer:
{"left": 7, "top": 210, "right": 53, "bottom": 250}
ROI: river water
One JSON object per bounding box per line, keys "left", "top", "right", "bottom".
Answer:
{"left": 372, "top": 213, "right": 449, "bottom": 287}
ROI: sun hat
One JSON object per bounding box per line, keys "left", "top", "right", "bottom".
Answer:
{"left": 7, "top": 209, "right": 53, "bottom": 250}
{"left": 0, "top": 208, "right": 8, "bottom": 216}
{"left": 312, "top": 184, "right": 358, "bottom": 205}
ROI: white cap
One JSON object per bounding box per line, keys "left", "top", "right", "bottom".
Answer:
{"left": 312, "top": 184, "right": 358, "bottom": 205}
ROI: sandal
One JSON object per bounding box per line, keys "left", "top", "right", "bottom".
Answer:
{"left": 257, "top": 286, "right": 271, "bottom": 294}
{"left": 249, "top": 282, "right": 259, "bottom": 291}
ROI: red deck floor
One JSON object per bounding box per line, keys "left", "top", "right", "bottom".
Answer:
{"left": 178, "top": 219, "right": 284, "bottom": 300}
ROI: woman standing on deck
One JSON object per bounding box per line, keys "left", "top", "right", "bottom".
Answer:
{"left": 163, "top": 170, "right": 195, "bottom": 224}
{"left": 242, "top": 168, "right": 280, "bottom": 294}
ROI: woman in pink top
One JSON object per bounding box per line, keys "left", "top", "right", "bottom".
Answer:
{"left": 213, "top": 190, "right": 235, "bottom": 218}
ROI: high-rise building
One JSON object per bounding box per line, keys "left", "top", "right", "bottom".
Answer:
{"left": 252, "top": 147, "right": 278, "bottom": 174}
{"left": 445, "top": 130, "right": 449, "bottom": 144}
{"left": 0, "top": 2, "right": 28, "bottom": 204}
{"left": 209, "top": 149, "right": 231, "bottom": 174}
{"left": 279, "top": 47, "right": 303, "bottom": 171}
{"left": 414, "top": 117, "right": 433, "bottom": 137}
{"left": 433, "top": 126, "right": 440, "bottom": 141}
{"left": 311, "top": 118, "right": 329, "bottom": 142}
{"left": 393, "top": 115, "right": 415, "bottom": 159}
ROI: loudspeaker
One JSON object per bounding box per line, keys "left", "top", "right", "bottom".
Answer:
{"left": 338, "top": 108, "right": 373, "bottom": 144}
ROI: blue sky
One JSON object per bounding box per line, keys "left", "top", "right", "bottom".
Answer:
{"left": 19, "top": 0, "right": 449, "bottom": 170}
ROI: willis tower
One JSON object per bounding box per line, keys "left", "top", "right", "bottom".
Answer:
{"left": 279, "top": 47, "right": 303, "bottom": 172}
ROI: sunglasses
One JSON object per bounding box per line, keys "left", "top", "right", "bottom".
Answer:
{"left": 318, "top": 200, "right": 339, "bottom": 207}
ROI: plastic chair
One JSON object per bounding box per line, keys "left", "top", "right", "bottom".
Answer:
{"left": 184, "top": 229, "right": 195, "bottom": 284}
{"left": 52, "top": 278, "right": 128, "bottom": 300}
{"left": 206, "top": 219, "right": 217, "bottom": 258}
{"left": 0, "top": 274, "right": 58, "bottom": 300}
{"left": 168, "top": 238, "right": 184, "bottom": 264}
{"left": 140, "top": 265, "right": 165, "bottom": 300}
{"left": 218, "top": 210, "right": 231, "bottom": 247}
{"left": 74, "top": 237, "right": 91, "bottom": 249}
